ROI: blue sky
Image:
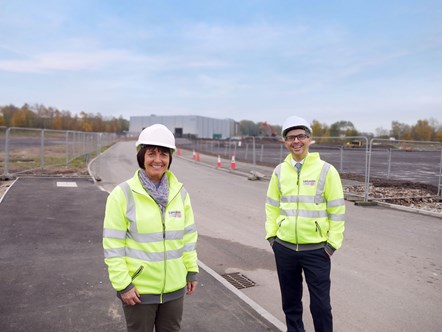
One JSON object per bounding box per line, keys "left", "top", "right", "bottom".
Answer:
{"left": 0, "top": 0, "right": 441, "bottom": 134}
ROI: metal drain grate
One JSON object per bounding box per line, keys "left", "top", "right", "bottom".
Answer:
{"left": 221, "top": 272, "right": 256, "bottom": 289}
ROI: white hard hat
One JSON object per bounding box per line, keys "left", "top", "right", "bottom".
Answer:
{"left": 136, "top": 124, "right": 176, "bottom": 152}
{"left": 281, "top": 116, "right": 312, "bottom": 137}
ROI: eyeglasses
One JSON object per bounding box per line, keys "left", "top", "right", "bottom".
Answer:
{"left": 284, "top": 134, "right": 310, "bottom": 142}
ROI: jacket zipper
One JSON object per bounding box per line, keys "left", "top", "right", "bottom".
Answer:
{"left": 160, "top": 184, "right": 184, "bottom": 303}
{"left": 160, "top": 211, "right": 166, "bottom": 303}
{"left": 295, "top": 168, "right": 300, "bottom": 251}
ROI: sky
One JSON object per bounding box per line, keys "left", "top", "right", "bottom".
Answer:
{"left": 0, "top": 0, "right": 441, "bottom": 134}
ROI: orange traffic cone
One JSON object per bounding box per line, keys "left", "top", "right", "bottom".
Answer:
{"left": 177, "top": 148, "right": 181, "bottom": 156}
{"left": 196, "top": 153, "right": 200, "bottom": 161}
{"left": 230, "top": 154, "right": 236, "bottom": 170}
{"left": 216, "top": 155, "right": 222, "bottom": 168}
{"left": 192, "top": 150, "right": 196, "bottom": 159}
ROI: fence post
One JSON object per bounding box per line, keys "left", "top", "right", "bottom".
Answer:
{"left": 339, "top": 146, "right": 343, "bottom": 173}
{"left": 438, "top": 147, "right": 442, "bottom": 197}
{"left": 82, "top": 132, "right": 86, "bottom": 160}
{"left": 65, "top": 131, "right": 69, "bottom": 165}
{"left": 252, "top": 136, "right": 256, "bottom": 169}
{"left": 260, "top": 144, "right": 264, "bottom": 162}
{"left": 3, "top": 128, "right": 11, "bottom": 177}
{"left": 365, "top": 139, "right": 373, "bottom": 202}
{"left": 387, "top": 148, "right": 392, "bottom": 179}
{"left": 40, "top": 129, "right": 45, "bottom": 170}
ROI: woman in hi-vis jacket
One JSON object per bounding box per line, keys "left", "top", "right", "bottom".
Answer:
{"left": 103, "top": 124, "right": 198, "bottom": 332}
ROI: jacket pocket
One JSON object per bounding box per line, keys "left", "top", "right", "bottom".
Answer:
{"left": 131, "top": 265, "right": 144, "bottom": 281}
{"left": 315, "top": 221, "right": 323, "bottom": 237}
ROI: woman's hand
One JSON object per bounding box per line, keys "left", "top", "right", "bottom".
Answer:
{"left": 121, "top": 287, "right": 141, "bottom": 305}
{"left": 186, "top": 281, "right": 198, "bottom": 295}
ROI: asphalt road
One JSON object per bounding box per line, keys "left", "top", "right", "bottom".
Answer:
{"left": 91, "top": 141, "right": 442, "bottom": 332}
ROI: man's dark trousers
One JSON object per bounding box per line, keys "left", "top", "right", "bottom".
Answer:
{"left": 273, "top": 241, "right": 332, "bottom": 332}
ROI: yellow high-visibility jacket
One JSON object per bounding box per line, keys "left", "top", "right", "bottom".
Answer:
{"left": 103, "top": 170, "right": 198, "bottom": 304}
{"left": 265, "top": 153, "right": 345, "bottom": 253}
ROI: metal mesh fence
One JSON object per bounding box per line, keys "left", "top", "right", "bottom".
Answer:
{"left": 179, "top": 136, "right": 442, "bottom": 199}
{"left": 1, "top": 127, "right": 118, "bottom": 178}
{"left": 368, "top": 139, "right": 442, "bottom": 195}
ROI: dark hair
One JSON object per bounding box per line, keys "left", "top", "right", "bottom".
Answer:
{"left": 137, "top": 145, "right": 173, "bottom": 169}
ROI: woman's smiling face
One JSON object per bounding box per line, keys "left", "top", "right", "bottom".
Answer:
{"left": 143, "top": 147, "right": 171, "bottom": 182}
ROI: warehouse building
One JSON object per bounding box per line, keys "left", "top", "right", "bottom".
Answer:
{"left": 129, "top": 115, "right": 237, "bottom": 139}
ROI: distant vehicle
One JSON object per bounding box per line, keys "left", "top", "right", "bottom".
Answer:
{"left": 346, "top": 140, "right": 363, "bottom": 148}
{"left": 259, "top": 121, "right": 276, "bottom": 137}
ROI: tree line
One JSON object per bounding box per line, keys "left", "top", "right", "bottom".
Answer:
{"left": 1, "top": 103, "right": 440, "bottom": 141}
{"left": 0, "top": 104, "right": 129, "bottom": 133}
{"left": 239, "top": 118, "right": 442, "bottom": 141}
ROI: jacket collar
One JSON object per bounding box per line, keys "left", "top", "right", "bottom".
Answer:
{"left": 128, "top": 169, "right": 182, "bottom": 199}
{"left": 284, "top": 152, "right": 320, "bottom": 167}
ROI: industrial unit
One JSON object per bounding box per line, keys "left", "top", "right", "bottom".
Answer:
{"left": 129, "top": 115, "right": 237, "bottom": 139}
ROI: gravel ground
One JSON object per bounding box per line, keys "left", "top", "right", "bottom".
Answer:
{"left": 341, "top": 173, "right": 442, "bottom": 214}
{"left": 344, "top": 185, "right": 442, "bottom": 214}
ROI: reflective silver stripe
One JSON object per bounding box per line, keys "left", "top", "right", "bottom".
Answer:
{"left": 104, "top": 247, "right": 126, "bottom": 258}
{"left": 281, "top": 195, "right": 325, "bottom": 204}
{"left": 266, "top": 196, "right": 280, "bottom": 207}
{"left": 181, "top": 187, "right": 187, "bottom": 202}
{"left": 166, "top": 230, "right": 185, "bottom": 240}
{"left": 328, "top": 213, "right": 345, "bottom": 221}
{"left": 184, "top": 224, "right": 196, "bottom": 234}
{"left": 315, "top": 162, "right": 331, "bottom": 204}
{"left": 281, "top": 208, "right": 328, "bottom": 218}
{"left": 126, "top": 247, "right": 183, "bottom": 261}
{"left": 128, "top": 232, "right": 163, "bottom": 242}
{"left": 128, "top": 230, "right": 186, "bottom": 242}
{"left": 274, "top": 164, "right": 282, "bottom": 192}
{"left": 103, "top": 228, "right": 126, "bottom": 240}
{"left": 183, "top": 242, "right": 197, "bottom": 252}
{"left": 327, "top": 198, "right": 345, "bottom": 208}
{"left": 119, "top": 182, "right": 137, "bottom": 233}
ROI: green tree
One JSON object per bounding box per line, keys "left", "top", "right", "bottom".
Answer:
{"left": 412, "top": 119, "right": 432, "bottom": 141}
{"left": 329, "top": 120, "right": 357, "bottom": 137}
{"left": 311, "top": 120, "right": 329, "bottom": 136}
{"left": 239, "top": 120, "right": 259, "bottom": 136}
{"left": 1, "top": 104, "right": 19, "bottom": 126}
{"left": 390, "top": 121, "right": 411, "bottom": 140}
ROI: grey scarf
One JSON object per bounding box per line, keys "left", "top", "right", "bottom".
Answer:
{"left": 138, "top": 169, "right": 169, "bottom": 212}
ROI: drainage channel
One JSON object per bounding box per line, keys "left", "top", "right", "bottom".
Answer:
{"left": 221, "top": 272, "right": 256, "bottom": 289}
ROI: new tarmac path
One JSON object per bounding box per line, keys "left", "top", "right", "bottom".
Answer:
{"left": 0, "top": 176, "right": 281, "bottom": 332}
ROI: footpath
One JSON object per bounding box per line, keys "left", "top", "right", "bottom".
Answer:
{"left": 0, "top": 176, "right": 282, "bottom": 332}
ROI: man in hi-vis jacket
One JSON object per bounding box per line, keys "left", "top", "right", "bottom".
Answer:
{"left": 265, "top": 115, "right": 345, "bottom": 332}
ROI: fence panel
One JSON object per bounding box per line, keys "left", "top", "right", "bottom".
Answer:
{"left": 0, "top": 126, "right": 6, "bottom": 177}
{"left": 181, "top": 135, "right": 442, "bottom": 200}
{"left": 368, "top": 139, "right": 442, "bottom": 196}
{"left": 1, "top": 127, "right": 118, "bottom": 178}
